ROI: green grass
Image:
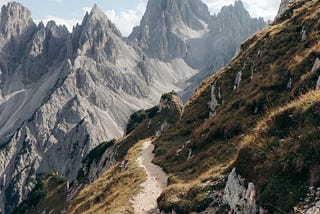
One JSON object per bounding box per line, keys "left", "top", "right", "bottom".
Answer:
{"left": 235, "top": 91, "right": 320, "bottom": 212}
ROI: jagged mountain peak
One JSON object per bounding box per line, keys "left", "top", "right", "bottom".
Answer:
{"left": 0, "top": 1, "right": 35, "bottom": 39}
{"left": 234, "top": 0, "right": 245, "bottom": 8}
{"left": 1, "top": 2, "right": 31, "bottom": 18}
{"left": 140, "top": 0, "right": 210, "bottom": 30}
{"left": 129, "top": 0, "right": 212, "bottom": 61}
{"left": 88, "top": 3, "right": 108, "bottom": 23}
{"left": 81, "top": 4, "right": 108, "bottom": 27}
{"left": 218, "top": 0, "right": 250, "bottom": 19}
{"left": 77, "top": 3, "right": 121, "bottom": 38}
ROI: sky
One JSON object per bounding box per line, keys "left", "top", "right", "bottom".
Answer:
{"left": 0, "top": 0, "right": 281, "bottom": 36}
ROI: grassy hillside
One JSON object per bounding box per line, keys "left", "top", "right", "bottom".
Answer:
{"left": 235, "top": 91, "right": 320, "bottom": 212}
{"left": 151, "top": 0, "right": 320, "bottom": 212}
{"left": 66, "top": 141, "right": 146, "bottom": 214}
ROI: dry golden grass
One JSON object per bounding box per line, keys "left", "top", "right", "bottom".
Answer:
{"left": 66, "top": 140, "right": 148, "bottom": 214}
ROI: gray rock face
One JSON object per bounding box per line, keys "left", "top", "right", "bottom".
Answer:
{"left": 223, "top": 168, "right": 261, "bottom": 214}
{"left": 294, "top": 187, "right": 320, "bottom": 214}
{"left": 129, "top": 0, "right": 210, "bottom": 61}
{"left": 0, "top": 2, "right": 197, "bottom": 213}
{"left": 277, "top": 0, "right": 294, "bottom": 16}
{"left": 80, "top": 143, "right": 117, "bottom": 183}
{"left": 208, "top": 84, "right": 218, "bottom": 117}
{"left": 180, "top": 1, "right": 265, "bottom": 102}
{"left": 0, "top": 2, "right": 36, "bottom": 40}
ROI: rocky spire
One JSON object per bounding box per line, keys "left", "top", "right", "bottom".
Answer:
{"left": 129, "top": 0, "right": 211, "bottom": 61}
{"left": 0, "top": 2, "right": 36, "bottom": 39}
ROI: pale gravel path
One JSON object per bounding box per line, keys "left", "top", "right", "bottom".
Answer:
{"left": 133, "top": 141, "right": 168, "bottom": 214}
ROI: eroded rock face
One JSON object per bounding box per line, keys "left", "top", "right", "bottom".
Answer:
{"left": 79, "top": 144, "right": 117, "bottom": 183}
{"left": 294, "top": 187, "right": 320, "bottom": 214}
{"left": 223, "top": 168, "right": 261, "bottom": 214}
{"left": 208, "top": 84, "right": 218, "bottom": 117}
{"left": 277, "top": 0, "right": 294, "bottom": 16}
{"left": 316, "top": 76, "right": 320, "bottom": 90}
{"left": 129, "top": 0, "right": 210, "bottom": 61}
{"left": 311, "top": 58, "right": 320, "bottom": 73}
{"left": 233, "top": 71, "right": 242, "bottom": 90}
{"left": 0, "top": 2, "right": 36, "bottom": 40}
{"left": 129, "top": 0, "right": 266, "bottom": 102}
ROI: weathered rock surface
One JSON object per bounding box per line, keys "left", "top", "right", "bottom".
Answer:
{"left": 294, "top": 187, "right": 320, "bottom": 214}
{"left": 223, "top": 168, "right": 262, "bottom": 214}
{"left": 130, "top": 0, "right": 266, "bottom": 102}
{"left": 277, "top": 0, "right": 294, "bottom": 16}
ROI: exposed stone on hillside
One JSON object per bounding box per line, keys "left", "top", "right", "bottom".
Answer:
{"left": 0, "top": 2, "right": 36, "bottom": 40}
{"left": 208, "top": 84, "right": 218, "bottom": 117}
{"left": 287, "top": 77, "right": 293, "bottom": 89}
{"left": 233, "top": 71, "right": 242, "bottom": 90}
{"left": 311, "top": 58, "right": 320, "bottom": 73}
{"left": 277, "top": 0, "right": 294, "bottom": 16}
{"left": 301, "top": 26, "right": 307, "bottom": 41}
{"left": 294, "top": 187, "right": 320, "bottom": 213}
{"left": 78, "top": 142, "right": 117, "bottom": 183}
{"left": 223, "top": 168, "right": 262, "bottom": 214}
{"left": 316, "top": 76, "right": 320, "bottom": 90}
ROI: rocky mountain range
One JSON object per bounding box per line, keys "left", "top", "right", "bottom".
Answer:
{"left": 0, "top": 0, "right": 267, "bottom": 213}
{"left": 130, "top": 0, "right": 266, "bottom": 101}
{"left": 13, "top": 0, "right": 320, "bottom": 213}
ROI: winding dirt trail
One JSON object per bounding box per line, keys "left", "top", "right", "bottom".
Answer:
{"left": 133, "top": 141, "right": 168, "bottom": 214}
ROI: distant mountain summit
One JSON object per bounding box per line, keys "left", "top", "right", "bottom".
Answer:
{"left": 129, "top": 0, "right": 210, "bottom": 61}
{"left": 0, "top": 2, "right": 35, "bottom": 40}
{"left": 130, "top": 0, "right": 265, "bottom": 71}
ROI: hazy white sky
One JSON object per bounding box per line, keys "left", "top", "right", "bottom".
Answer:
{"left": 0, "top": 0, "right": 281, "bottom": 36}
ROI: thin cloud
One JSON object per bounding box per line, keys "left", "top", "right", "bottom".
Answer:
{"left": 0, "top": 0, "right": 8, "bottom": 6}
{"left": 49, "top": 0, "right": 64, "bottom": 2}
{"left": 105, "top": 1, "right": 147, "bottom": 36}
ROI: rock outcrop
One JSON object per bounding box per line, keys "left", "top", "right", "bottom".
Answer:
{"left": 208, "top": 85, "right": 218, "bottom": 117}
{"left": 223, "top": 168, "right": 261, "bottom": 214}
{"left": 277, "top": 0, "right": 294, "bottom": 16}
{"left": 294, "top": 187, "right": 320, "bottom": 213}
